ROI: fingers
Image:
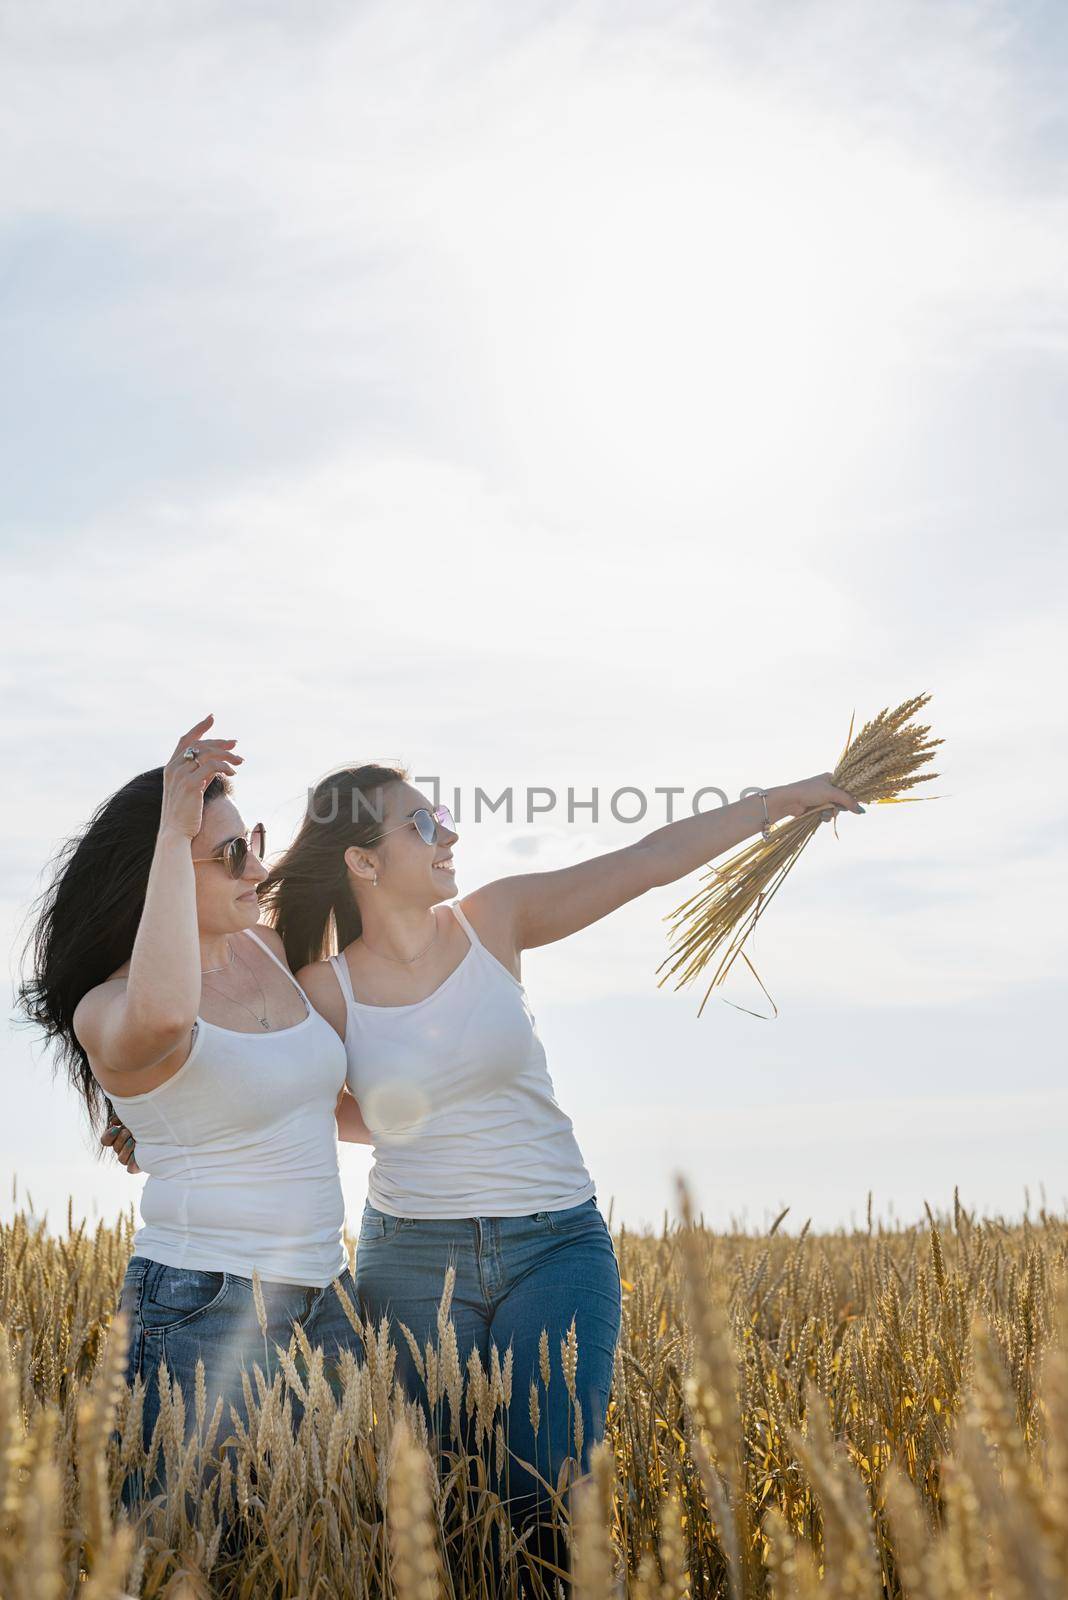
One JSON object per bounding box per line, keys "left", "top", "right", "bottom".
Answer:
{"left": 806, "top": 775, "right": 863, "bottom": 816}
{"left": 169, "top": 742, "right": 244, "bottom": 770}
{"left": 172, "top": 713, "right": 215, "bottom": 760}
{"left": 170, "top": 750, "right": 243, "bottom": 787}
{"left": 160, "top": 724, "right": 245, "bottom": 837}
{"left": 181, "top": 741, "right": 242, "bottom": 758}
{"left": 818, "top": 792, "right": 864, "bottom": 823}
{"left": 171, "top": 714, "right": 245, "bottom": 766}
{"left": 127, "top": 1158, "right": 141, "bottom": 1176}
{"left": 829, "top": 784, "right": 864, "bottom": 814}
{"left": 102, "top": 1122, "right": 137, "bottom": 1167}
{"left": 190, "top": 754, "right": 241, "bottom": 780}
{"left": 181, "top": 713, "right": 214, "bottom": 741}
{"left": 115, "top": 1131, "right": 137, "bottom": 1165}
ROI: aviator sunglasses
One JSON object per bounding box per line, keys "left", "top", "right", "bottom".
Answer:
{"left": 366, "top": 805, "right": 455, "bottom": 846}
{"left": 191, "top": 822, "right": 267, "bottom": 879}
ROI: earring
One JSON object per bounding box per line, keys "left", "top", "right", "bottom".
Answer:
{"left": 372, "top": 874, "right": 379, "bottom": 887}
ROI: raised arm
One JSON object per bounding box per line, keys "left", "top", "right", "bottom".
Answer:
{"left": 467, "top": 773, "right": 862, "bottom": 953}
{"left": 74, "top": 716, "right": 241, "bottom": 1076}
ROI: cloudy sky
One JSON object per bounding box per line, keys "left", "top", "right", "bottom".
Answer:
{"left": 2, "top": 0, "right": 1066, "bottom": 1235}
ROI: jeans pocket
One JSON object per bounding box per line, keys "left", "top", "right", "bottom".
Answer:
{"left": 115, "top": 1258, "right": 149, "bottom": 1380}
{"left": 545, "top": 1196, "right": 601, "bottom": 1234}
{"left": 358, "top": 1211, "right": 387, "bottom": 1243}
{"left": 139, "top": 1262, "right": 230, "bottom": 1331}
{"left": 117, "top": 1257, "right": 148, "bottom": 1318}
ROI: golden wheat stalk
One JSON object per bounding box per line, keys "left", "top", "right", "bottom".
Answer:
{"left": 387, "top": 1412, "right": 442, "bottom": 1600}
{"left": 656, "top": 693, "right": 943, "bottom": 1017}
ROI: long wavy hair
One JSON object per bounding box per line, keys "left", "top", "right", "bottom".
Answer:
{"left": 16, "top": 767, "right": 231, "bottom": 1128}
{"left": 257, "top": 763, "right": 409, "bottom": 972}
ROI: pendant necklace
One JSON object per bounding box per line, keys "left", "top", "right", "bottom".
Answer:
{"left": 201, "top": 944, "right": 271, "bottom": 1029}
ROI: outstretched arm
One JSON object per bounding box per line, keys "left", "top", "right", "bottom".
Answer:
{"left": 468, "top": 773, "right": 861, "bottom": 952}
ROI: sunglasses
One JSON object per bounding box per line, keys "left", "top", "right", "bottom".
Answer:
{"left": 191, "top": 822, "right": 267, "bottom": 878}
{"left": 366, "top": 805, "right": 455, "bottom": 847}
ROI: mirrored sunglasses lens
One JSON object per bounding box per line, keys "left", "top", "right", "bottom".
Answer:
{"left": 435, "top": 806, "right": 454, "bottom": 832}
{"left": 251, "top": 824, "right": 266, "bottom": 859}
{"left": 225, "top": 839, "right": 249, "bottom": 878}
{"left": 414, "top": 809, "right": 437, "bottom": 845}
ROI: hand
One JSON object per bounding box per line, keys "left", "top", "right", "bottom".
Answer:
{"left": 101, "top": 1119, "right": 140, "bottom": 1174}
{"left": 776, "top": 773, "right": 865, "bottom": 822}
{"left": 159, "top": 714, "right": 244, "bottom": 842}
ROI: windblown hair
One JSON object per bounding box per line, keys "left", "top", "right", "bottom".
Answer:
{"left": 16, "top": 767, "right": 231, "bottom": 1128}
{"left": 257, "top": 763, "right": 409, "bottom": 972}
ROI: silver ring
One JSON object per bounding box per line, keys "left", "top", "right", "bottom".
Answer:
{"left": 181, "top": 746, "right": 200, "bottom": 763}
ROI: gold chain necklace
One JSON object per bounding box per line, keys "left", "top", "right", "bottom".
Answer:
{"left": 361, "top": 913, "right": 439, "bottom": 965}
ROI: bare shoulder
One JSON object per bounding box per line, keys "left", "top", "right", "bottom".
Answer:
{"left": 243, "top": 923, "right": 289, "bottom": 962}
{"left": 456, "top": 884, "right": 510, "bottom": 933}
{"left": 295, "top": 952, "right": 347, "bottom": 1042}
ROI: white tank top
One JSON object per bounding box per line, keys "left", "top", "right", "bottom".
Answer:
{"left": 107, "top": 927, "right": 349, "bottom": 1286}
{"left": 329, "top": 900, "right": 596, "bottom": 1218}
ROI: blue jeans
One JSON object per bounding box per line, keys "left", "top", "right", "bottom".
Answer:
{"left": 117, "top": 1255, "right": 364, "bottom": 1508}
{"left": 354, "top": 1193, "right": 622, "bottom": 1581}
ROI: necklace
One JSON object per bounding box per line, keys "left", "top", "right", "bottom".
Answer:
{"left": 201, "top": 943, "right": 236, "bottom": 976}
{"left": 201, "top": 944, "right": 271, "bottom": 1029}
{"left": 361, "top": 913, "right": 439, "bottom": 965}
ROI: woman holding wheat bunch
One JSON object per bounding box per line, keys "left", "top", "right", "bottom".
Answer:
{"left": 246, "top": 756, "right": 863, "bottom": 1577}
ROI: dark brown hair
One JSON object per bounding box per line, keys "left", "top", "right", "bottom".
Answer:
{"left": 16, "top": 767, "right": 232, "bottom": 1128}
{"left": 257, "top": 762, "right": 410, "bottom": 972}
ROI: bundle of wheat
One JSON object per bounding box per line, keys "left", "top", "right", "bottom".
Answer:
{"left": 656, "top": 693, "right": 943, "bottom": 1017}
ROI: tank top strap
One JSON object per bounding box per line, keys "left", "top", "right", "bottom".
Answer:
{"left": 449, "top": 899, "right": 524, "bottom": 991}
{"left": 241, "top": 927, "right": 312, "bottom": 1013}
{"left": 447, "top": 899, "right": 482, "bottom": 948}
{"left": 328, "top": 950, "right": 358, "bottom": 1009}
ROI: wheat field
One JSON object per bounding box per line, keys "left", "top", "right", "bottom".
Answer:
{"left": 2, "top": 1183, "right": 1066, "bottom": 1600}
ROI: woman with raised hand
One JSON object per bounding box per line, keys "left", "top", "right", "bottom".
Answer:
{"left": 254, "top": 758, "right": 862, "bottom": 1581}
{"left": 17, "top": 715, "right": 364, "bottom": 1502}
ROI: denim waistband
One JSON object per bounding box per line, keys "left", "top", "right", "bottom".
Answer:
{"left": 362, "top": 1195, "right": 598, "bottom": 1224}
{"left": 125, "top": 1253, "right": 355, "bottom": 1294}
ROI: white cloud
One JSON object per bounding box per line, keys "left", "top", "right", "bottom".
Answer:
{"left": 2, "top": 0, "right": 1067, "bottom": 1230}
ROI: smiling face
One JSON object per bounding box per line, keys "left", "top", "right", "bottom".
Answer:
{"left": 344, "top": 780, "right": 459, "bottom": 907}
{"left": 191, "top": 795, "right": 269, "bottom": 933}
